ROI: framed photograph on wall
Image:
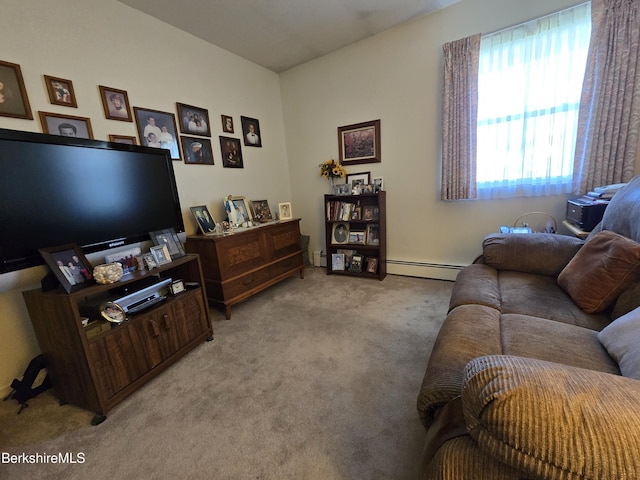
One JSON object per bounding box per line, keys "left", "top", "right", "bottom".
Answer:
{"left": 338, "top": 119, "right": 381, "bottom": 165}
{"left": 39, "top": 111, "right": 94, "bottom": 139}
{"left": 109, "top": 134, "right": 137, "bottom": 145}
{"left": 39, "top": 243, "right": 94, "bottom": 293}
{"left": 181, "top": 136, "right": 214, "bottom": 165}
{"left": 221, "top": 115, "right": 234, "bottom": 133}
{"left": 177, "top": 102, "right": 211, "bottom": 137}
{"left": 133, "top": 106, "right": 181, "bottom": 160}
{"left": 44, "top": 75, "right": 77, "bottom": 108}
{"left": 0, "top": 60, "right": 33, "bottom": 119}
{"left": 219, "top": 136, "right": 243, "bottom": 168}
{"left": 241, "top": 115, "right": 262, "bottom": 147}
{"left": 99, "top": 85, "right": 132, "bottom": 121}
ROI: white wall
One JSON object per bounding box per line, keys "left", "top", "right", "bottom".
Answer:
{"left": 0, "top": 0, "right": 291, "bottom": 393}
{"left": 280, "top": 0, "right": 594, "bottom": 280}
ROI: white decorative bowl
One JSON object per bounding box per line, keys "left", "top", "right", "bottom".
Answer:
{"left": 93, "top": 262, "right": 124, "bottom": 284}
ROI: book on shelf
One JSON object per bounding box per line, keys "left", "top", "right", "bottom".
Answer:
{"left": 326, "top": 200, "right": 359, "bottom": 221}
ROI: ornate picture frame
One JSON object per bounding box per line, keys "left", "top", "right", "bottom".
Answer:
{"left": 338, "top": 119, "right": 381, "bottom": 165}
{"left": 278, "top": 202, "right": 293, "bottom": 221}
{"left": 99, "top": 85, "right": 132, "bottom": 121}
{"left": 44, "top": 75, "right": 77, "bottom": 108}
{"left": 39, "top": 111, "right": 94, "bottom": 139}
{"left": 0, "top": 59, "right": 33, "bottom": 119}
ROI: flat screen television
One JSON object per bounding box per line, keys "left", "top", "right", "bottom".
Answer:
{"left": 0, "top": 128, "right": 184, "bottom": 274}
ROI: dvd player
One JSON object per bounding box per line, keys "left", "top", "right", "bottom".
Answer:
{"left": 78, "top": 276, "right": 172, "bottom": 320}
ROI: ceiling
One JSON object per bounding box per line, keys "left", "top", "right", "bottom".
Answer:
{"left": 118, "top": 0, "right": 460, "bottom": 73}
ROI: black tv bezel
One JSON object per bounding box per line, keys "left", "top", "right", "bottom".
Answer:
{"left": 0, "top": 128, "right": 185, "bottom": 274}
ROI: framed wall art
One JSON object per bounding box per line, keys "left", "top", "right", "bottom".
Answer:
{"left": 99, "top": 85, "right": 132, "bottom": 121}
{"left": 44, "top": 75, "right": 77, "bottom": 108}
{"left": 338, "top": 119, "right": 381, "bottom": 165}
{"left": 133, "top": 107, "right": 181, "bottom": 160}
{"left": 109, "top": 134, "right": 137, "bottom": 145}
{"left": 181, "top": 136, "right": 214, "bottom": 165}
{"left": 39, "top": 111, "right": 94, "bottom": 139}
{"left": 0, "top": 60, "right": 33, "bottom": 119}
{"left": 241, "top": 115, "right": 262, "bottom": 147}
{"left": 219, "top": 136, "right": 243, "bottom": 168}
{"left": 177, "top": 102, "right": 211, "bottom": 137}
{"left": 39, "top": 243, "right": 94, "bottom": 293}
{"left": 221, "top": 115, "right": 234, "bottom": 133}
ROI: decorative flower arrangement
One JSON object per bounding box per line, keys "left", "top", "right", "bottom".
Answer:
{"left": 319, "top": 158, "right": 347, "bottom": 180}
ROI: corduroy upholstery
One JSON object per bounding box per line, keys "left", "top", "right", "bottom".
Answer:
{"left": 418, "top": 176, "right": 640, "bottom": 479}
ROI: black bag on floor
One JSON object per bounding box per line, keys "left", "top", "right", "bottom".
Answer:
{"left": 4, "top": 354, "right": 52, "bottom": 413}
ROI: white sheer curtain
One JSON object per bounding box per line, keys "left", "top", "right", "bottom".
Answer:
{"left": 476, "top": 3, "right": 592, "bottom": 199}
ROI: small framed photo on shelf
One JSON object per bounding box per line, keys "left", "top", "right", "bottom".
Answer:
{"left": 331, "top": 253, "right": 345, "bottom": 271}
{"left": 44, "top": 75, "right": 77, "bottom": 107}
{"left": 337, "top": 249, "right": 357, "bottom": 269}
{"left": 105, "top": 246, "right": 142, "bottom": 274}
{"left": 99, "top": 85, "right": 132, "bottom": 121}
{"left": 349, "top": 254, "right": 364, "bottom": 273}
{"left": 346, "top": 172, "right": 371, "bottom": 194}
{"left": 332, "top": 222, "right": 350, "bottom": 244}
{"left": 366, "top": 224, "right": 380, "bottom": 245}
{"left": 149, "top": 228, "right": 185, "bottom": 258}
{"left": 250, "top": 199, "right": 273, "bottom": 222}
{"left": 224, "top": 196, "right": 253, "bottom": 226}
{"left": 190, "top": 205, "right": 217, "bottom": 235}
{"left": 362, "top": 206, "right": 379, "bottom": 221}
{"left": 39, "top": 243, "right": 94, "bottom": 293}
{"left": 373, "top": 177, "right": 384, "bottom": 192}
{"left": 278, "top": 202, "right": 293, "bottom": 220}
{"left": 366, "top": 257, "right": 379, "bottom": 274}
{"left": 150, "top": 244, "right": 172, "bottom": 266}
{"left": 348, "top": 230, "right": 366, "bottom": 244}
{"left": 350, "top": 207, "right": 361, "bottom": 221}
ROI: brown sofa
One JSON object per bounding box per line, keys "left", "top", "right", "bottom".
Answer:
{"left": 417, "top": 176, "right": 640, "bottom": 479}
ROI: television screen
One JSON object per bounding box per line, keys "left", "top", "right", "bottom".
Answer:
{"left": 0, "top": 128, "right": 184, "bottom": 274}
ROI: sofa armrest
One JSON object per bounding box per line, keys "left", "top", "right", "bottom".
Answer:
{"left": 482, "top": 233, "right": 584, "bottom": 276}
{"left": 462, "top": 355, "right": 640, "bottom": 480}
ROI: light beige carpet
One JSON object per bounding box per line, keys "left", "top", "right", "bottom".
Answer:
{"left": 0, "top": 267, "right": 453, "bottom": 479}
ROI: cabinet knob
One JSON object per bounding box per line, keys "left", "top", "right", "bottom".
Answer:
{"left": 162, "top": 314, "right": 172, "bottom": 330}
{"left": 149, "top": 319, "right": 160, "bottom": 338}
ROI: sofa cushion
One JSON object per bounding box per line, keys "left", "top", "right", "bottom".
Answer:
{"left": 598, "top": 306, "right": 640, "bottom": 379}
{"left": 557, "top": 231, "right": 640, "bottom": 313}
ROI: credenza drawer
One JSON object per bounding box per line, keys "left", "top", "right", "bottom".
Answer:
{"left": 222, "top": 268, "right": 270, "bottom": 299}
{"left": 269, "top": 255, "right": 303, "bottom": 279}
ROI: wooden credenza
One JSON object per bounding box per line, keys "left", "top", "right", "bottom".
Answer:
{"left": 22, "top": 254, "right": 212, "bottom": 424}
{"left": 186, "top": 219, "right": 304, "bottom": 319}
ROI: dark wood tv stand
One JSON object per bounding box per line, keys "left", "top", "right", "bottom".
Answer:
{"left": 22, "top": 254, "right": 212, "bottom": 424}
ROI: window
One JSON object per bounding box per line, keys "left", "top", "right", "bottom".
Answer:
{"left": 476, "top": 3, "right": 591, "bottom": 199}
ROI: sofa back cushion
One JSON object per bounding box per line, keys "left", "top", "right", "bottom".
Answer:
{"left": 598, "top": 306, "right": 640, "bottom": 379}
{"left": 558, "top": 231, "right": 640, "bottom": 313}
{"left": 588, "top": 175, "right": 640, "bottom": 243}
